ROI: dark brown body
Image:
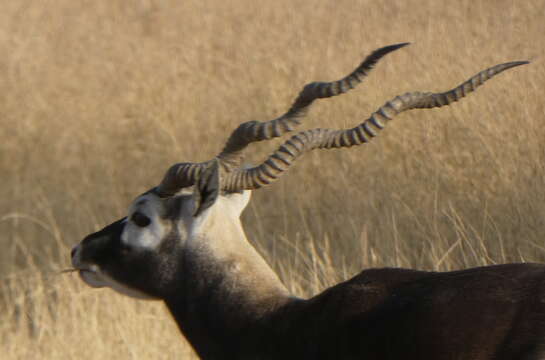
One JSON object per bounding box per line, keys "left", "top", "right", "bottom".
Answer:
{"left": 166, "top": 263, "right": 545, "bottom": 360}
{"left": 70, "top": 47, "right": 535, "bottom": 359}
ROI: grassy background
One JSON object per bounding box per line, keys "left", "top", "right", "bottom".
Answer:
{"left": 1, "top": 0, "right": 544, "bottom": 358}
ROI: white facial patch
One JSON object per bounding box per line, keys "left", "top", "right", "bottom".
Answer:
{"left": 121, "top": 194, "right": 169, "bottom": 250}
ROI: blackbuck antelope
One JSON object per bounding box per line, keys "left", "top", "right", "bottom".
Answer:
{"left": 71, "top": 43, "right": 544, "bottom": 359}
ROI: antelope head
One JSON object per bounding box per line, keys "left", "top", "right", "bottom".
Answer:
{"left": 71, "top": 43, "right": 416, "bottom": 301}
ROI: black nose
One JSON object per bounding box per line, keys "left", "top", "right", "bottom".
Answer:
{"left": 71, "top": 245, "right": 78, "bottom": 259}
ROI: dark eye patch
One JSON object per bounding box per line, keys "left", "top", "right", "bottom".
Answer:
{"left": 131, "top": 211, "right": 151, "bottom": 227}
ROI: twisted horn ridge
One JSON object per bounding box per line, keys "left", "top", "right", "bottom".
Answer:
{"left": 216, "top": 42, "right": 410, "bottom": 169}
{"left": 156, "top": 162, "right": 206, "bottom": 197}
{"left": 220, "top": 61, "right": 529, "bottom": 191}
{"left": 156, "top": 43, "right": 409, "bottom": 197}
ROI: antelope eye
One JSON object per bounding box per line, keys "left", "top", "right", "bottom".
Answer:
{"left": 131, "top": 212, "right": 151, "bottom": 227}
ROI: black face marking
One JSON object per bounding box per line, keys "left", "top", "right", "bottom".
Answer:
{"left": 80, "top": 217, "right": 127, "bottom": 266}
{"left": 135, "top": 199, "right": 148, "bottom": 206}
{"left": 131, "top": 211, "right": 151, "bottom": 227}
{"left": 78, "top": 214, "right": 183, "bottom": 299}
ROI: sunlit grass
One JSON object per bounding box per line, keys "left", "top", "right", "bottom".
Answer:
{"left": 1, "top": 0, "right": 544, "bottom": 358}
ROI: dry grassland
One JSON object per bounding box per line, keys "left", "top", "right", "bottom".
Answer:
{"left": 1, "top": 0, "right": 544, "bottom": 358}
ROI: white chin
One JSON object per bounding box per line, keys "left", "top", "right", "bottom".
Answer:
{"left": 79, "top": 269, "right": 157, "bottom": 300}
{"left": 79, "top": 270, "right": 107, "bottom": 288}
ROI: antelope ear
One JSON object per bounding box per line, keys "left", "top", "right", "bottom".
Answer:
{"left": 193, "top": 160, "right": 221, "bottom": 217}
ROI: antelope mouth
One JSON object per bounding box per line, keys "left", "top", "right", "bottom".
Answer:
{"left": 77, "top": 267, "right": 107, "bottom": 288}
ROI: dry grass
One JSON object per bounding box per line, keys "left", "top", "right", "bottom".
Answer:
{"left": 1, "top": 0, "right": 544, "bottom": 358}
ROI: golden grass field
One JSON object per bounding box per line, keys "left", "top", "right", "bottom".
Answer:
{"left": 1, "top": 0, "right": 544, "bottom": 358}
